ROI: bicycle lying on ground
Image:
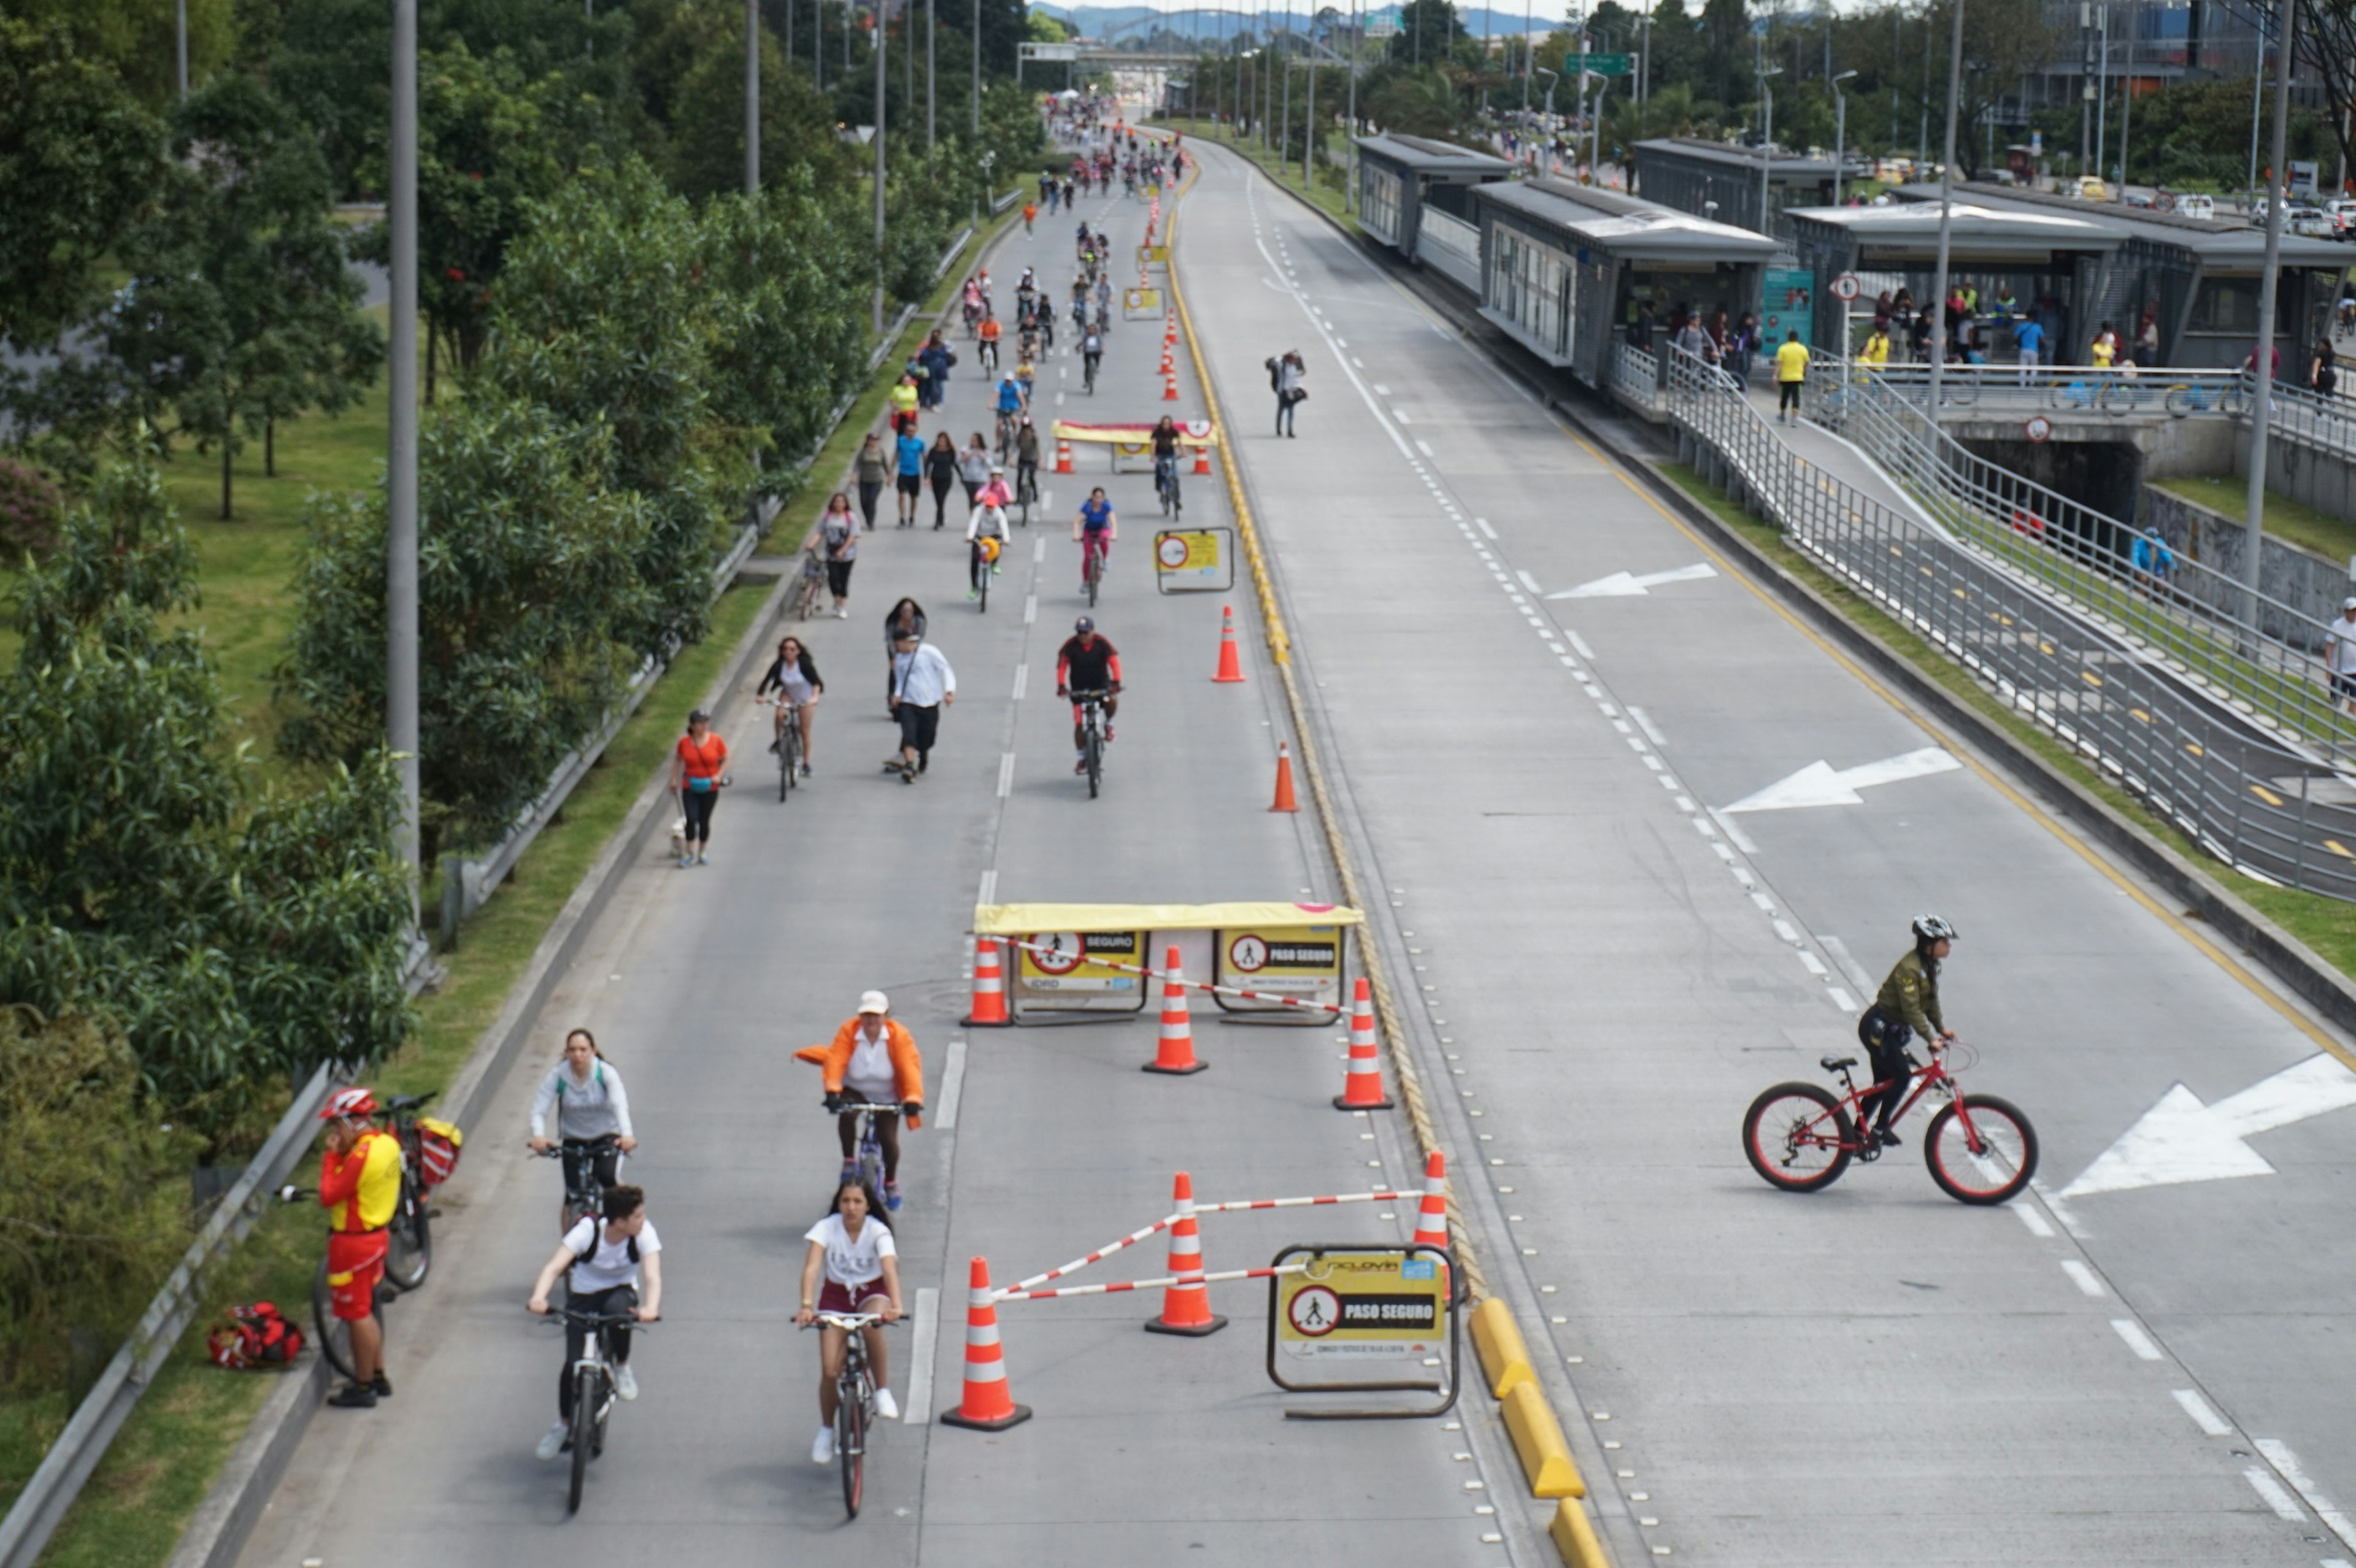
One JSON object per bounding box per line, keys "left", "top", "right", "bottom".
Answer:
{"left": 543, "top": 1305, "right": 657, "bottom": 1515}
{"left": 1741, "top": 1042, "right": 2038, "bottom": 1204}
{"left": 805, "top": 1312, "right": 897, "bottom": 1518}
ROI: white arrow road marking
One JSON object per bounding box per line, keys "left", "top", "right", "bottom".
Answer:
{"left": 2060, "top": 1053, "right": 2356, "bottom": 1198}
{"left": 1722, "top": 748, "right": 1961, "bottom": 813}
{"left": 1546, "top": 563, "right": 1718, "bottom": 599}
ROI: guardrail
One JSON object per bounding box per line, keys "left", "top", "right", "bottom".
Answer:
{"left": 1610, "top": 340, "right": 1662, "bottom": 416}
{"left": 0, "top": 1066, "right": 336, "bottom": 1568}
{"left": 1661, "top": 342, "right": 2356, "bottom": 904}
{"left": 1857, "top": 361, "right": 2250, "bottom": 419}
{"left": 1815, "top": 363, "right": 2356, "bottom": 764}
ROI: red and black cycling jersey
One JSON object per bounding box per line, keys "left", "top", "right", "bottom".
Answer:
{"left": 1057, "top": 634, "right": 1122, "bottom": 693}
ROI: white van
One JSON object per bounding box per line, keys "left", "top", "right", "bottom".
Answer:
{"left": 2173, "top": 193, "right": 2215, "bottom": 221}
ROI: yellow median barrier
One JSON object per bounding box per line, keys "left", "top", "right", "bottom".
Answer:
{"left": 1548, "top": 1498, "right": 1611, "bottom": 1568}
{"left": 1501, "top": 1381, "right": 1586, "bottom": 1499}
{"left": 1470, "top": 1297, "right": 1536, "bottom": 1398}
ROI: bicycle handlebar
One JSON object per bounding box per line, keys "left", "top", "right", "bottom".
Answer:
{"left": 537, "top": 1308, "right": 659, "bottom": 1328}
{"left": 801, "top": 1313, "right": 901, "bottom": 1330}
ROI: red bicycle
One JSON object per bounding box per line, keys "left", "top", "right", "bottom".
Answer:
{"left": 1742, "top": 1043, "right": 2038, "bottom": 1205}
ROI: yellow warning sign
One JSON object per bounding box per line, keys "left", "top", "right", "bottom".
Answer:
{"left": 1276, "top": 1250, "right": 1447, "bottom": 1358}
{"left": 1123, "top": 286, "right": 1165, "bottom": 318}
{"left": 1153, "top": 528, "right": 1232, "bottom": 593}
{"left": 1012, "top": 929, "right": 1147, "bottom": 1013}
{"left": 1213, "top": 921, "right": 1342, "bottom": 1010}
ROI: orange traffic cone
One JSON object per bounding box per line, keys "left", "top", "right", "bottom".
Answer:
{"left": 962, "top": 938, "right": 1012, "bottom": 1028}
{"left": 1333, "top": 977, "right": 1394, "bottom": 1110}
{"left": 1143, "top": 945, "right": 1207, "bottom": 1075}
{"left": 1054, "top": 437, "right": 1072, "bottom": 475}
{"left": 1211, "top": 604, "right": 1246, "bottom": 683}
{"left": 1192, "top": 443, "right": 1212, "bottom": 477}
{"left": 938, "top": 1258, "right": 1033, "bottom": 1431}
{"left": 1269, "top": 742, "right": 1299, "bottom": 813}
{"left": 1162, "top": 369, "right": 1179, "bottom": 401}
{"left": 1159, "top": 347, "right": 1174, "bottom": 375}
{"left": 1411, "top": 1151, "right": 1450, "bottom": 1251}
{"left": 1144, "top": 1172, "right": 1227, "bottom": 1336}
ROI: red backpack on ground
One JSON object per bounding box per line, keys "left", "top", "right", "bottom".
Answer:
{"left": 207, "top": 1301, "right": 303, "bottom": 1369}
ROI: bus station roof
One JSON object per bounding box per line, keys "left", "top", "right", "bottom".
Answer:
{"left": 1352, "top": 134, "right": 1514, "bottom": 177}
{"left": 1472, "top": 179, "right": 1782, "bottom": 262}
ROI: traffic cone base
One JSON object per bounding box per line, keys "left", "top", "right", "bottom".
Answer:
{"left": 1269, "top": 743, "right": 1299, "bottom": 813}
{"left": 1334, "top": 1089, "right": 1395, "bottom": 1110}
{"left": 1144, "top": 1310, "right": 1228, "bottom": 1336}
{"left": 939, "top": 1401, "right": 1033, "bottom": 1431}
{"left": 1142, "top": 1058, "right": 1209, "bottom": 1075}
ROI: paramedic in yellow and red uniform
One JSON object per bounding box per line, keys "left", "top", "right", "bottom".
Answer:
{"left": 318, "top": 1086, "right": 400, "bottom": 1408}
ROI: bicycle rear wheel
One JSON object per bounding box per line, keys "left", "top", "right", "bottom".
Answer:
{"left": 1741, "top": 1083, "right": 1854, "bottom": 1193}
{"left": 838, "top": 1379, "right": 866, "bottom": 1518}
{"left": 312, "top": 1258, "right": 354, "bottom": 1381}
{"left": 384, "top": 1178, "right": 431, "bottom": 1291}
{"left": 1923, "top": 1094, "right": 2039, "bottom": 1205}
{"left": 568, "top": 1366, "right": 599, "bottom": 1514}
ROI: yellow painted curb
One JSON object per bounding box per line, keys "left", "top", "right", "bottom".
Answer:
{"left": 1548, "top": 1498, "right": 1611, "bottom": 1568}
{"left": 1470, "top": 1297, "right": 1536, "bottom": 1399}
{"left": 1501, "top": 1381, "right": 1586, "bottom": 1499}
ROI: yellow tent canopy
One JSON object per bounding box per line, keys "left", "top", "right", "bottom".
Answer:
{"left": 973, "top": 901, "right": 1361, "bottom": 934}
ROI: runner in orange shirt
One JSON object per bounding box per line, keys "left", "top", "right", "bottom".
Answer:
{"left": 318, "top": 1086, "right": 401, "bottom": 1407}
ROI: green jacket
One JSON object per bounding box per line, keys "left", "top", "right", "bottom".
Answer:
{"left": 1873, "top": 949, "right": 1944, "bottom": 1039}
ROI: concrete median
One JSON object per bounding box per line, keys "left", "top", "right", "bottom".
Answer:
{"left": 1469, "top": 1296, "right": 1535, "bottom": 1398}
{"left": 1501, "top": 1380, "right": 1586, "bottom": 1500}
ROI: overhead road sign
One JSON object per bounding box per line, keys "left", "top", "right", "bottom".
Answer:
{"left": 1579, "top": 53, "right": 1633, "bottom": 75}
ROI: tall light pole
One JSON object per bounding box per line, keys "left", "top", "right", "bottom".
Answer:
{"left": 177, "top": 0, "right": 189, "bottom": 98}
{"left": 745, "top": 0, "right": 761, "bottom": 195}
{"left": 2245, "top": 0, "right": 2297, "bottom": 620}
{"left": 928, "top": 0, "right": 937, "bottom": 149}
{"left": 1757, "top": 63, "right": 1782, "bottom": 236}
{"left": 875, "top": 1, "right": 888, "bottom": 337}
{"left": 1831, "top": 67, "right": 1857, "bottom": 204}
{"left": 1347, "top": 0, "right": 1360, "bottom": 207}
{"left": 1928, "top": 0, "right": 1964, "bottom": 411}
{"left": 971, "top": 0, "right": 980, "bottom": 137}
{"left": 388, "top": 0, "right": 420, "bottom": 896}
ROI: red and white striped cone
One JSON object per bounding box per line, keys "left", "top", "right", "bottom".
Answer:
{"left": 939, "top": 1257, "right": 1033, "bottom": 1431}
{"left": 1143, "top": 945, "right": 1207, "bottom": 1074}
{"left": 1144, "top": 1172, "right": 1227, "bottom": 1336}
{"left": 1411, "top": 1151, "right": 1450, "bottom": 1251}
{"left": 1333, "top": 977, "right": 1394, "bottom": 1110}
{"left": 1161, "top": 368, "right": 1179, "bottom": 401}
{"left": 961, "top": 937, "right": 1011, "bottom": 1027}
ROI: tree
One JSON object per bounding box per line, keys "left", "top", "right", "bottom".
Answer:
{"left": 0, "top": 459, "right": 414, "bottom": 1120}
{"left": 115, "top": 74, "right": 382, "bottom": 517}
{"left": 281, "top": 394, "right": 656, "bottom": 851}
{"left": 1696, "top": 0, "right": 1750, "bottom": 109}
{"left": 661, "top": 4, "right": 846, "bottom": 199}
{"left": 1930, "top": 0, "right": 2055, "bottom": 178}
{"left": 7, "top": 0, "right": 237, "bottom": 107}
{"left": 1364, "top": 63, "right": 1463, "bottom": 134}
{"left": 1389, "top": 0, "right": 1470, "bottom": 64}
{"left": 0, "top": 20, "right": 164, "bottom": 353}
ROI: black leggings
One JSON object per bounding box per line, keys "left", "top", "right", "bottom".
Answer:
{"left": 1857, "top": 1013, "right": 1915, "bottom": 1132}
{"left": 1779, "top": 381, "right": 1803, "bottom": 413}
{"left": 837, "top": 1105, "right": 903, "bottom": 1180}
{"left": 680, "top": 785, "right": 717, "bottom": 844}
{"left": 558, "top": 1283, "right": 636, "bottom": 1417}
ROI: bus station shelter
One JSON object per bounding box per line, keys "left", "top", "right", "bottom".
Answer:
{"left": 973, "top": 902, "right": 1363, "bottom": 1023}
{"left": 1354, "top": 134, "right": 1512, "bottom": 293}
{"left": 1630, "top": 138, "right": 1838, "bottom": 239}
{"left": 1468, "top": 179, "right": 1780, "bottom": 388}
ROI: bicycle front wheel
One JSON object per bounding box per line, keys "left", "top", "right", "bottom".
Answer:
{"left": 1923, "top": 1094, "right": 2039, "bottom": 1205}
{"left": 568, "top": 1367, "right": 599, "bottom": 1514}
{"left": 779, "top": 732, "right": 794, "bottom": 801}
{"left": 384, "top": 1181, "right": 431, "bottom": 1291}
{"left": 1742, "top": 1083, "right": 1854, "bottom": 1193}
{"left": 838, "top": 1382, "right": 866, "bottom": 1518}
{"left": 1086, "top": 729, "right": 1102, "bottom": 797}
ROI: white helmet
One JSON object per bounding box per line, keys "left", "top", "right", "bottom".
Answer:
{"left": 1911, "top": 915, "right": 1957, "bottom": 945}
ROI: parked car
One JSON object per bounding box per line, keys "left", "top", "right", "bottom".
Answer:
{"left": 2327, "top": 198, "right": 2356, "bottom": 239}
{"left": 2076, "top": 175, "right": 2110, "bottom": 201}
{"left": 2171, "top": 193, "right": 2216, "bottom": 221}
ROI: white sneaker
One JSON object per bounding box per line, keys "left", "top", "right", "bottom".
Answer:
{"left": 812, "top": 1425, "right": 837, "bottom": 1464}
{"left": 614, "top": 1364, "right": 638, "bottom": 1401}
{"left": 536, "top": 1421, "right": 568, "bottom": 1461}
{"left": 873, "top": 1387, "right": 899, "bottom": 1420}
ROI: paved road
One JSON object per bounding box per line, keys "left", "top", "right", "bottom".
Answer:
{"left": 1172, "top": 144, "right": 2356, "bottom": 1564}
{"left": 239, "top": 151, "right": 1541, "bottom": 1566}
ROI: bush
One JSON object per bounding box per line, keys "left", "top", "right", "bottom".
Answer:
{"left": 0, "top": 455, "right": 63, "bottom": 560}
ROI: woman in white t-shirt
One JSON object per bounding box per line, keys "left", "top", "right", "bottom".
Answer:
{"left": 525, "top": 1184, "right": 663, "bottom": 1462}
{"left": 793, "top": 1180, "right": 905, "bottom": 1464}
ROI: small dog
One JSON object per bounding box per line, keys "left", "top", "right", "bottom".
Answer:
{"left": 668, "top": 816, "right": 688, "bottom": 863}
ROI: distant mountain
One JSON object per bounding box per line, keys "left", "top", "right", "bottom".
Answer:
{"left": 1031, "top": 3, "right": 1551, "bottom": 39}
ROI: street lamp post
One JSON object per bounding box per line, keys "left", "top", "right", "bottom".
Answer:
{"left": 1928, "top": 0, "right": 1965, "bottom": 412}
{"left": 1756, "top": 64, "right": 1782, "bottom": 237}
{"left": 875, "top": 1, "right": 888, "bottom": 337}
{"left": 388, "top": 0, "right": 420, "bottom": 897}
{"left": 971, "top": 0, "right": 979, "bottom": 137}
{"left": 2244, "top": 0, "right": 2298, "bottom": 625}
{"left": 745, "top": 0, "right": 760, "bottom": 195}
{"left": 1831, "top": 68, "right": 1857, "bottom": 206}
{"left": 177, "top": 0, "right": 188, "bottom": 98}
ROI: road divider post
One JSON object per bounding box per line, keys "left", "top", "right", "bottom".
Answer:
{"left": 1502, "top": 1381, "right": 1587, "bottom": 1498}
{"left": 1469, "top": 1297, "right": 1535, "bottom": 1397}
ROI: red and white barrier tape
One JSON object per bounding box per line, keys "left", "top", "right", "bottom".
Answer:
{"left": 999, "top": 1189, "right": 1412, "bottom": 1297}
{"left": 1009, "top": 1215, "right": 1177, "bottom": 1293}
{"left": 1192, "top": 1188, "right": 1407, "bottom": 1215}
{"left": 996, "top": 936, "right": 1342, "bottom": 1013}
{"left": 995, "top": 1263, "right": 1304, "bottom": 1303}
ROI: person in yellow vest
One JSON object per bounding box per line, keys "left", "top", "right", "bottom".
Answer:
{"left": 318, "top": 1087, "right": 401, "bottom": 1408}
{"left": 1774, "top": 330, "right": 1811, "bottom": 423}
{"left": 1859, "top": 323, "right": 1892, "bottom": 375}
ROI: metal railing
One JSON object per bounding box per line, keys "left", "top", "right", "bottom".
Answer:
{"left": 1815, "top": 363, "right": 2356, "bottom": 763}
{"left": 1611, "top": 339, "right": 1662, "bottom": 415}
{"left": 1662, "top": 343, "right": 2356, "bottom": 904}
{"left": 1413, "top": 208, "right": 1482, "bottom": 294}
{"left": 1856, "top": 360, "right": 2250, "bottom": 419}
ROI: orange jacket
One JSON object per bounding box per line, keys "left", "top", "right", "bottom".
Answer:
{"left": 798, "top": 1018, "right": 925, "bottom": 1128}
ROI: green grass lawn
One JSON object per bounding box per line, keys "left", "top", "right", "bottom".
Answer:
{"left": 2157, "top": 474, "right": 2356, "bottom": 570}
{"left": 1164, "top": 119, "right": 1352, "bottom": 226}
{"left": 1663, "top": 462, "right": 2356, "bottom": 977}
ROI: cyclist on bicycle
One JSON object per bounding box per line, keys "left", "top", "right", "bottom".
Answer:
{"left": 1072, "top": 488, "right": 1117, "bottom": 593}
{"left": 1014, "top": 417, "right": 1040, "bottom": 503}
{"left": 1074, "top": 220, "right": 1091, "bottom": 261}
{"left": 1057, "top": 617, "right": 1123, "bottom": 773}
{"left": 1080, "top": 326, "right": 1104, "bottom": 391}
{"left": 794, "top": 1178, "right": 904, "bottom": 1462}
{"left": 528, "top": 1028, "right": 638, "bottom": 1230}
{"left": 812, "top": 991, "right": 924, "bottom": 1211}
{"left": 1855, "top": 916, "right": 1958, "bottom": 1147}
{"left": 977, "top": 310, "right": 1001, "bottom": 374}
{"left": 966, "top": 466, "right": 1012, "bottom": 598}
{"left": 1015, "top": 354, "right": 1037, "bottom": 410}
{"left": 318, "top": 1086, "right": 398, "bottom": 1409}
{"left": 1150, "top": 415, "right": 1182, "bottom": 502}
{"left": 526, "top": 1183, "right": 663, "bottom": 1460}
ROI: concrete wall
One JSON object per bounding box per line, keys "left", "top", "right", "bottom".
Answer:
{"left": 2236, "top": 425, "right": 2356, "bottom": 525}
{"left": 2139, "top": 484, "right": 2352, "bottom": 651}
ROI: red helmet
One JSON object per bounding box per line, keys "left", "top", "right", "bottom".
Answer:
{"left": 320, "top": 1086, "right": 378, "bottom": 1121}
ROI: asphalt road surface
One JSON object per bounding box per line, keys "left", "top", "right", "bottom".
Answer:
{"left": 236, "top": 134, "right": 2356, "bottom": 1567}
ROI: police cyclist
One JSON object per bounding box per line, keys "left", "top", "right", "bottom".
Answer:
{"left": 1855, "top": 916, "right": 1959, "bottom": 1147}
{"left": 1056, "top": 617, "right": 1123, "bottom": 774}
